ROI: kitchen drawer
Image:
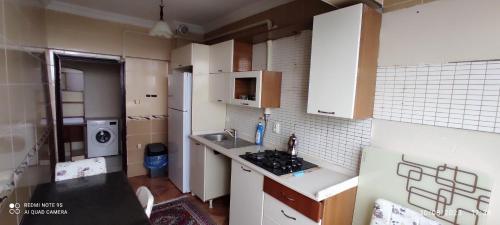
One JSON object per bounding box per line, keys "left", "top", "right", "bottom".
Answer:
{"left": 263, "top": 177, "right": 322, "bottom": 222}
{"left": 263, "top": 194, "right": 320, "bottom": 225}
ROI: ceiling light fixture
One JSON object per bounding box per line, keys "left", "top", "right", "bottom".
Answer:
{"left": 149, "top": 0, "right": 173, "bottom": 38}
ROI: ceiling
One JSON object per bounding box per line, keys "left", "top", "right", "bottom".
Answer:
{"left": 44, "top": 0, "right": 295, "bottom": 33}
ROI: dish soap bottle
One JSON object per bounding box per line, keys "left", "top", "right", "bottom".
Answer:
{"left": 255, "top": 122, "right": 264, "bottom": 145}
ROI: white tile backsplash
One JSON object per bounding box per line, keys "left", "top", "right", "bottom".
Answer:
{"left": 374, "top": 61, "right": 500, "bottom": 134}
{"left": 226, "top": 31, "right": 500, "bottom": 173}
{"left": 225, "top": 31, "right": 372, "bottom": 172}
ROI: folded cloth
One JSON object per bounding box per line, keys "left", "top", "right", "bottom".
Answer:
{"left": 55, "top": 157, "right": 107, "bottom": 181}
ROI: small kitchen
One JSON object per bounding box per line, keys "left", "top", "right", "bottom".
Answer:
{"left": 2, "top": 0, "right": 499, "bottom": 225}
{"left": 165, "top": 3, "right": 380, "bottom": 225}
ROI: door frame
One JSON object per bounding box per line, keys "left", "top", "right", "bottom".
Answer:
{"left": 49, "top": 50, "right": 127, "bottom": 172}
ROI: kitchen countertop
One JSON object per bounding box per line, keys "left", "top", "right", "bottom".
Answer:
{"left": 190, "top": 135, "right": 358, "bottom": 202}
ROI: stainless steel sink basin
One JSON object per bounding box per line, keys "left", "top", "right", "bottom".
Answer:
{"left": 201, "top": 133, "right": 255, "bottom": 149}
{"left": 203, "top": 133, "right": 228, "bottom": 142}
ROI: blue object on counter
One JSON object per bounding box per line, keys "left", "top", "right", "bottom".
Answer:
{"left": 255, "top": 122, "right": 264, "bottom": 145}
{"left": 292, "top": 171, "right": 305, "bottom": 177}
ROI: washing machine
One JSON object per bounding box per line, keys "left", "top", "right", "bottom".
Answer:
{"left": 87, "top": 119, "right": 120, "bottom": 158}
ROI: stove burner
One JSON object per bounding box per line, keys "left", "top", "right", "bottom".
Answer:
{"left": 240, "top": 150, "right": 317, "bottom": 176}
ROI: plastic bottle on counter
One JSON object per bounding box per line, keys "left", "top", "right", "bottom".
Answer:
{"left": 255, "top": 122, "right": 264, "bottom": 145}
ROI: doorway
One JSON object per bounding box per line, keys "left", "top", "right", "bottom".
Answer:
{"left": 53, "top": 53, "right": 126, "bottom": 173}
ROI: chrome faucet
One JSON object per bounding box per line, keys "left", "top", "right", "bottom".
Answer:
{"left": 224, "top": 128, "right": 237, "bottom": 142}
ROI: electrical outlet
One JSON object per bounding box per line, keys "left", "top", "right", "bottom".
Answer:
{"left": 273, "top": 122, "right": 280, "bottom": 134}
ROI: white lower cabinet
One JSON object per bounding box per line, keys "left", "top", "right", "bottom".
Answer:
{"left": 190, "top": 140, "right": 230, "bottom": 203}
{"left": 263, "top": 194, "right": 320, "bottom": 225}
{"left": 229, "top": 160, "right": 264, "bottom": 225}
{"left": 190, "top": 140, "right": 205, "bottom": 199}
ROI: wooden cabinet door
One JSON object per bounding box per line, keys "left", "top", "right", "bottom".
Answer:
{"left": 125, "top": 58, "right": 150, "bottom": 116}
{"left": 229, "top": 160, "right": 264, "bottom": 225}
{"left": 307, "top": 4, "right": 363, "bottom": 119}
{"left": 263, "top": 194, "right": 320, "bottom": 225}
{"left": 209, "top": 40, "right": 233, "bottom": 74}
{"left": 189, "top": 140, "right": 205, "bottom": 199}
{"left": 171, "top": 44, "right": 192, "bottom": 69}
{"left": 209, "top": 73, "right": 230, "bottom": 103}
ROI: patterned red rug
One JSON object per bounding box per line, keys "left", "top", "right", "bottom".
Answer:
{"left": 150, "top": 196, "right": 217, "bottom": 225}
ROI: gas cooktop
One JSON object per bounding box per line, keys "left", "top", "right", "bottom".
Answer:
{"left": 240, "top": 150, "right": 317, "bottom": 176}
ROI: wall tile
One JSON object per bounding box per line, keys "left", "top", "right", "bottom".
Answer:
{"left": 0, "top": 191, "right": 18, "bottom": 225}
{"left": 151, "top": 119, "right": 167, "bottom": 134}
{"left": 127, "top": 163, "right": 147, "bottom": 177}
{"left": 226, "top": 31, "right": 372, "bottom": 172}
{"left": 374, "top": 61, "right": 500, "bottom": 134}
{"left": 126, "top": 120, "right": 150, "bottom": 135}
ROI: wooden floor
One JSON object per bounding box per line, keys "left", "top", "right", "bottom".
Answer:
{"left": 128, "top": 175, "right": 230, "bottom": 225}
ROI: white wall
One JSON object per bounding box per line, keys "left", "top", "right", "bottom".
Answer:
{"left": 62, "top": 61, "right": 122, "bottom": 118}
{"left": 378, "top": 0, "right": 500, "bottom": 66}
{"left": 358, "top": 0, "right": 500, "bottom": 224}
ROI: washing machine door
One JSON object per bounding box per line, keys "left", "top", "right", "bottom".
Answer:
{"left": 93, "top": 128, "right": 115, "bottom": 145}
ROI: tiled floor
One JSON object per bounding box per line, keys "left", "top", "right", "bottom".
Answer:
{"left": 128, "top": 175, "right": 230, "bottom": 225}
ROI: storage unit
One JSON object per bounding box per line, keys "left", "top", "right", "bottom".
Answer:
{"left": 189, "top": 140, "right": 231, "bottom": 206}
{"left": 263, "top": 177, "right": 358, "bottom": 225}
{"left": 263, "top": 194, "right": 320, "bottom": 225}
{"left": 209, "top": 40, "right": 252, "bottom": 74}
{"left": 229, "top": 160, "right": 264, "bottom": 225}
{"left": 170, "top": 43, "right": 226, "bottom": 134}
{"left": 307, "top": 4, "right": 381, "bottom": 119}
{"left": 125, "top": 58, "right": 168, "bottom": 117}
{"left": 229, "top": 71, "right": 282, "bottom": 108}
{"left": 209, "top": 73, "right": 230, "bottom": 103}
{"left": 171, "top": 43, "right": 210, "bottom": 74}
{"left": 60, "top": 68, "right": 85, "bottom": 161}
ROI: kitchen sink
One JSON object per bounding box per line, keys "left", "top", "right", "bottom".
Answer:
{"left": 203, "top": 133, "right": 228, "bottom": 142}
{"left": 201, "top": 133, "right": 255, "bottom": 149}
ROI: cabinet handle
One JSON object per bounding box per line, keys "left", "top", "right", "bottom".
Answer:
{"left": 178, "top": 64, "right": 182, "bottom": 67}
{"left": 282, "top": 193, "right": 295, "bottom": 202}
{"left": 217, "top": 99, "right": 223, "bottom": 102}
{"left": 146, "top": 94, "right": 151, "bottom": 97}
{"left": 281, "top": 210, "right": 297, "bottom": 221}
{"left": 151, "top": 94, "right": 158, "bottom": 98}
{"left": 218, "top": 69, "right": 223, "bottom": 72}
{"left": 240, "top": 166, "right": 251, "bottom": 173}
{"left": 318, "top": 110, "right": 335, "bottom": 115}
{"left": 241, "top": 103, "right": 249, "bottom": 106}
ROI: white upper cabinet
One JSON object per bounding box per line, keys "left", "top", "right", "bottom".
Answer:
{"left": 307, "top": 4, "right": 381, "bottom": 119}
{"left": 171, "top": 44, "right": 192, "bottom": 69}
{"left": 209, "top": 40, "right": 234, "bottom": 73}
{"left": 209, "top": 73, "right": 230, "bottom": 103}
{"left": 171, "top": 43, "right": 209, "bottom": 74}
{"left": 208, "top": 39, "right": 252, "bottom": 74}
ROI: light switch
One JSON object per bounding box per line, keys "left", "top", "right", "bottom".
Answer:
{"left": 137, "top": 144, "right": 142, "bottom": 149}
{"left": 273, "top": 122, "right": 280, "bottom": 134}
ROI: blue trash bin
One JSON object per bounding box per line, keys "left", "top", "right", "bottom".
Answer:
{"left": 144, "top": 143, "right": 167, "bottom": 177}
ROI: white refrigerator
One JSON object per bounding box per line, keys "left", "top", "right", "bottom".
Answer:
{"left": 167, "top": 71, "right": 192, "bottom": 193}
